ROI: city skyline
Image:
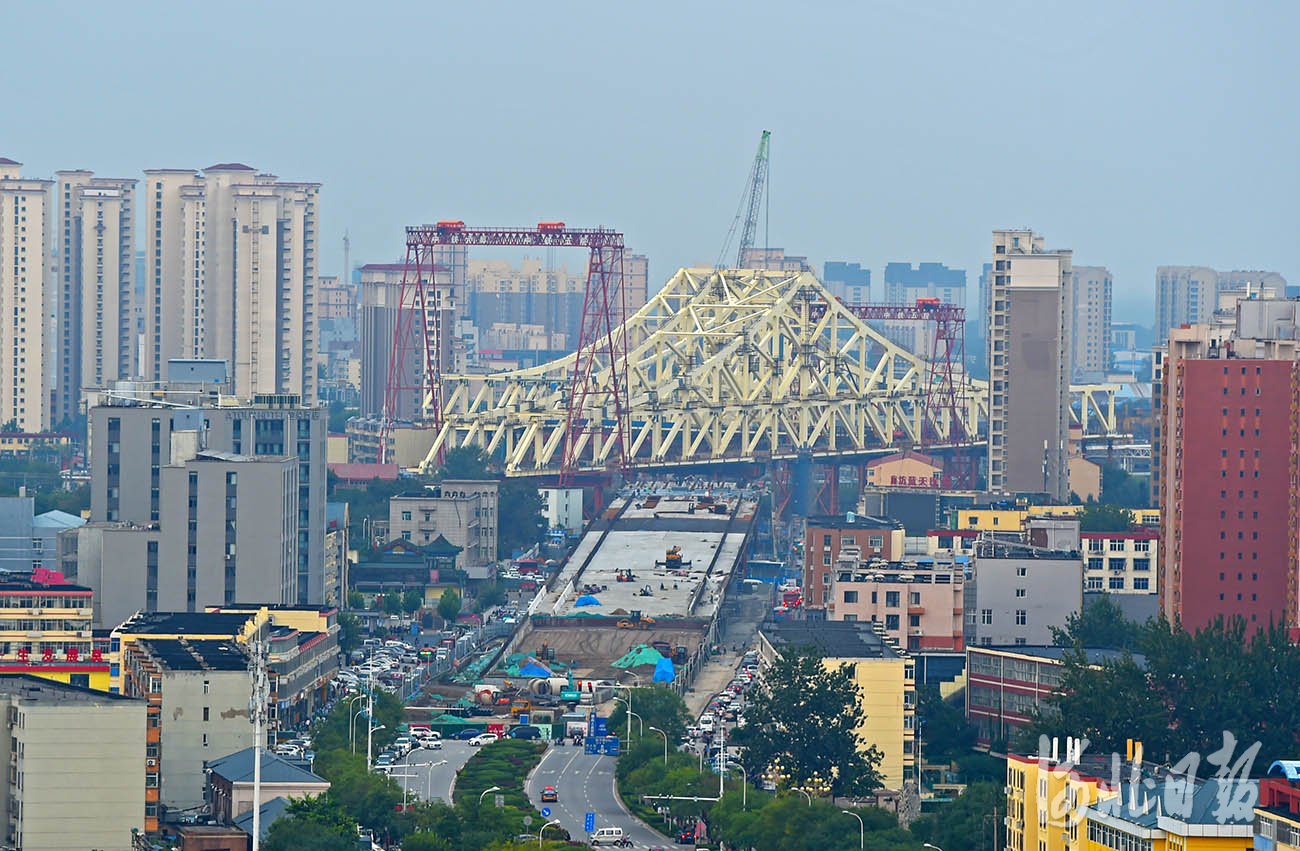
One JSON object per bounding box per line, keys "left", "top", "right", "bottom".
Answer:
{"left": 5, "top": 1, "right": 1298, "bottom": 323}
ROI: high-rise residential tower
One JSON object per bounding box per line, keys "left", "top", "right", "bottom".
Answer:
{"left": 0, "top": 159, "right": 53, "bottom": 432}
{"left": 1068, "top": 266, "right": 1112, "bottom": 380}
{"left": 140, "top": 164, "right": 319, "bottom": 400}
{"left": 1157, "top": 302, "right": 1300, "bottom": 635}
{"left": 986, "top": 229, "right": 1072, "bottom": 499}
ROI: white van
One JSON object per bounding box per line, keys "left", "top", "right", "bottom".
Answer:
{"left": 589, "top": 826, "right": 627, "bottom": 846}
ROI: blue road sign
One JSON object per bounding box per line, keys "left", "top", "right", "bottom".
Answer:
{"left": 585, "top": 812, "right": 596, "bottom": 832}
{"left": 541, "top": 807, "right": 551, "bottom": 818}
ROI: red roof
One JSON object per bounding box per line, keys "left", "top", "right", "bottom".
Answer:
{"left": 205, "top": 162, "right": 255, "bottom": 171}
{"left": 329, "top": 462, "right": 399, "bottom": 482}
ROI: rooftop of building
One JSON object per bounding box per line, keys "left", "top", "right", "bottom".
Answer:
{"left": 215, "top": 603, "right": 338, "bottom": 615}
{"left": 0, "top": 569, "right": 90, "bottom": 594}
{"left": 974, "top": 538, "right": 1080, "bottom": 560}
{"left": 971, "top": 644, "right": 1145, "bottom": 667}
{"left": 208, "top": 746, "right": 329, "bottom": 786}
{"left": 233, "top": 796, "right": 291, "bottom": 839}
{"left": 806, "top": 513, "right": 903, "bottom": 531}
{"left": 205, "top": 162, "right": 255, "bottom": 171}
{"left": 32, "top": 509, "right": 85, "bottom": 530}
{"left": 0, "top": 158, "right": 20, "bottom": 166}
{"left": 832, "top": 559, "right": 966, "bottom": 582}
{"left": 135, "top": 638, "right": 248, "bottom": 672}
{"left": 762, "top": 620, "right": 903, "bottom": 660}
{"left": 865, "top": 450, "right": 938, "bottom": 469}
{"left": 0, "top": 673, "right": 143, "bottom": 704}
{"left": 117, "top": 610, "right": 255, "bottom": 636}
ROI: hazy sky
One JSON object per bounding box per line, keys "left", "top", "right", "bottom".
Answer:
{"left": 7, "top": 0, "right": 1298, "bottom": 322}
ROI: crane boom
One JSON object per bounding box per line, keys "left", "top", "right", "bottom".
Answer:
{"left": 716, "top": 130, "right": 771, "bottom": 268}
{"left": 735, "top": 130, "right": 771, "bottom": 267}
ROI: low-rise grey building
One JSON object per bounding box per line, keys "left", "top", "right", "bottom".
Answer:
{"left": 386, "top": 479, "right": 498, "bottom": 575}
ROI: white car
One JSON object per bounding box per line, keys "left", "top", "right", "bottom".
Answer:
{"left": 423, "top": 738, "right": 442, "bottom": 750}
{"left": 468, "top": 733, "right": 498, "bottom": 747}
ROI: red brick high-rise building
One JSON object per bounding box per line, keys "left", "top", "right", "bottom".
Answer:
{"left": 1157, "top": 304, "right": 1300, "bottom": 634}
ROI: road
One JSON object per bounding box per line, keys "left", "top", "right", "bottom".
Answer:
{"left": 388, "top": 740, "right": 477, "bottom": 804}
{"left": 527, "top": 745, "right": 668, "bottom": 848}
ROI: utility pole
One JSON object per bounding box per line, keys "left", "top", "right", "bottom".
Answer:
{"left": 247, "top": 639, "right": 270, "bottom": 851}
{"left": 343, "top": 230, "right": 351, "bottom": 287}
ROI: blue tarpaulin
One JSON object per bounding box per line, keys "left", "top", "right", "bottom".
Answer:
{"left": 574, "top": 595, "right": 601, "bottom": 606}
{"left": 652, "top": 657, "right": 676, "bottom": 683}
{"left": 519, "top": 661, "right": 552, "bottom": 677}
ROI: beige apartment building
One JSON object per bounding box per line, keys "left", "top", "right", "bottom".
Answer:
{"left": 388, "top": 479, "right": 498, "bottom": 574}
{"left": 1068, "top": 265, "right": 1111, "bottom": 380}
{"left": 826, "top": 548, "right": 965, "bottom": 652}
{"left": 140, "top": 164, "right": 320, "bottom": 400}
{"left": 987, "top": 229, "right": 1073, "bottom": 499}
{"left": 0, "top": 675, "right": 147, "bottom": 850}
{"left": 0, "top": 159, "right": 53, "bottom": 432}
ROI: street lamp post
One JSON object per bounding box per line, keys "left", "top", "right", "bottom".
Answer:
{"left": 611, "top": 695, "right": 642, "bottom": 737}
{"left": 648, "top": 726, "right": 668, "bottom": 765}
{"left": 725, "top": 759, "right": 748, "bottom": 809}
{"left": 922, "top": 844, "right": 946, "bottom": 851}
{"left": 539, "top": 818, "right": 562, "bottom": 846}
{"left": 479, "top": 785, "right": 502, "bottom": 806}
{"left": 347, "top": 694, "right": 366, "bottom": 753}
{"left": 843, "top": 810, "right": 865, "bottom": 849}
{"left": 796, "top": 788, "right": 812, "bottom": 807}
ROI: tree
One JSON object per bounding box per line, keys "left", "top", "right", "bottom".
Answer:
{"left": 475, "top": 583, "right": 507, "bottom": 613}
{"left": 910, "top": 781, "right": 1004, "bottom": 851}
{"left": 498, "top": 482, "right": 544, "bottom": 556}
{"left": 1049, "top": 594, "right": 1142, "bottom": 651}
{"left": 347, "top": 590, "right": 365, "bottom": 610}
{"left": 1099, "top": 463, "right": 1149, "bottom": 507}
{"left": 338, "top": 612, "right": 362, "bottom": 655}
{"left": 261, "top": 794, "right": 358, "bottom": 851}
{"left": 328, "top": 400, "right": 358, "bottom": 434}
{"left": 730, "top": 645, "right": 883, "bottom": 796}
{"left": 383, "top": 593, "right": 403, "bottom": 615}
{"left": 401, "top": 832, "right": 454, "bottom": 851}
{"left": 437, "top": 589, "right": 462, "bottom": 624}
{"left": 916, "top": 687, "right": 975, "bottom": 764}
{"left": 403, "top": 588, "right": 424, "bottom": 615}
{"left": 607, "top": 686, "right": 690, "bottom": 742}
{"left": 437, "top": 447, "right": 492, "bottom": 480}
{"left": 1074, "top": 503, "right": 1134, "bottom": 532}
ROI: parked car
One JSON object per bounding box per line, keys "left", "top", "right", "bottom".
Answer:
{"left": 468, "top": 733, "right": 499, "bottom": 747}
{"left": 455, "top": 728, "right": 484, "bottom": 740}
{"left": 508, "top": 725, "right": 542, "bottom": 739}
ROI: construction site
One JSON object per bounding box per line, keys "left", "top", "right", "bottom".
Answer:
{"left": 495, "top": 489, "right": 758, "bottom": 685}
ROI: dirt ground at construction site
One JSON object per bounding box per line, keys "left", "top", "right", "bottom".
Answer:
{"left": 513, "top": 623, "right": 709, "bottom": 680}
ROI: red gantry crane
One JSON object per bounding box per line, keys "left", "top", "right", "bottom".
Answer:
{"left": 383, "top": 222, "right": 630, "bottom": 482}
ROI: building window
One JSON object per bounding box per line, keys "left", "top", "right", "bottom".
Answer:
{"left": 202, "top": 733, "right": 209, "bottom": 747}
{"left": 885, "top": 614, "right": 900, "bottom": 631}
{"left": 886, "top": 591, "right": 900, "bottom": 608}
{"left": 1108, "top": 558, "right": 1127, "bottom": 571}
{"left": 868, "top": 535, "right": 884, "bottom": 548}
{"left": 843, "top": 591, "right": 858, "bottom": 604}
{"left": 1087, "top": 576, "right": 1103, "bottom": 590}
{"left": 1109, "top": 576, "right": 1125, "bottom": 590}
{"left": 980, "top": 609, "right": 992, "bottom": 625}
{"left": 1133, "top": 577, "right": 1149, "bottom": 590}
{"left": 1015, "top": 588, "right": 1026, "bottom": 598}
{"left": 1015, "top": 567, "right": 1027, "bottom": 577}
{"left": 1108, "top": 539, "right": 1125, "bottom": 552}
{"left": 402, "top": 510, "right": 412, "bottom": 521}
{"left": 1088, "top": 538, "right": 1103, "bottom": 552}
{"left": 202, "top": 707, "right": 209, "bottom": 721}
{"left": 1088, "top": 558, "right": 1103, "bottom": 571}
{"left": 1015, "top": 610, "right": 1027, "bottom": 625}
{"left": 909, "top": 614, "right": 920, "bottom": 627}
{"left": 1133, "top": 558, "right": 1150, "bottom": 572}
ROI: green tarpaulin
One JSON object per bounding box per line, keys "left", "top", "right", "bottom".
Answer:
{"left": 613, "top": 644, "right": 666, "bottom": 668}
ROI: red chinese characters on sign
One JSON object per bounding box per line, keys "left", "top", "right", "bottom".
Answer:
{"left": 91, "top": 648, "right": 103, "bottom": 662}
{"left": 41, "top": 648, "right": 53, "bottom": 663}
{"left": 66, "top": 648, "right": 79, "bottom": 662}
{"left": 16, "top": 648, "right": 28, "bottom": 663}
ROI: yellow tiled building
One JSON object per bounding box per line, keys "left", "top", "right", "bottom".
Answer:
{"left": 760, "top": 621, "right": 915, "bottom": 790}
{"left": 1006, "top": 740, "right": 1257, "bottom": 851}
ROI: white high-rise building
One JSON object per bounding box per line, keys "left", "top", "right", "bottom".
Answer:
{"left": 0, "top": 159, "right": 53, "bottom": 432}
{"left": 1068, "top": 266, "right": 1112, "bottom": 380}
{"left": 78, "top": 179, "right": 137, "bottom": 391}
{"left": 140, "top": 164, "right": 319, "bottom": 399}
